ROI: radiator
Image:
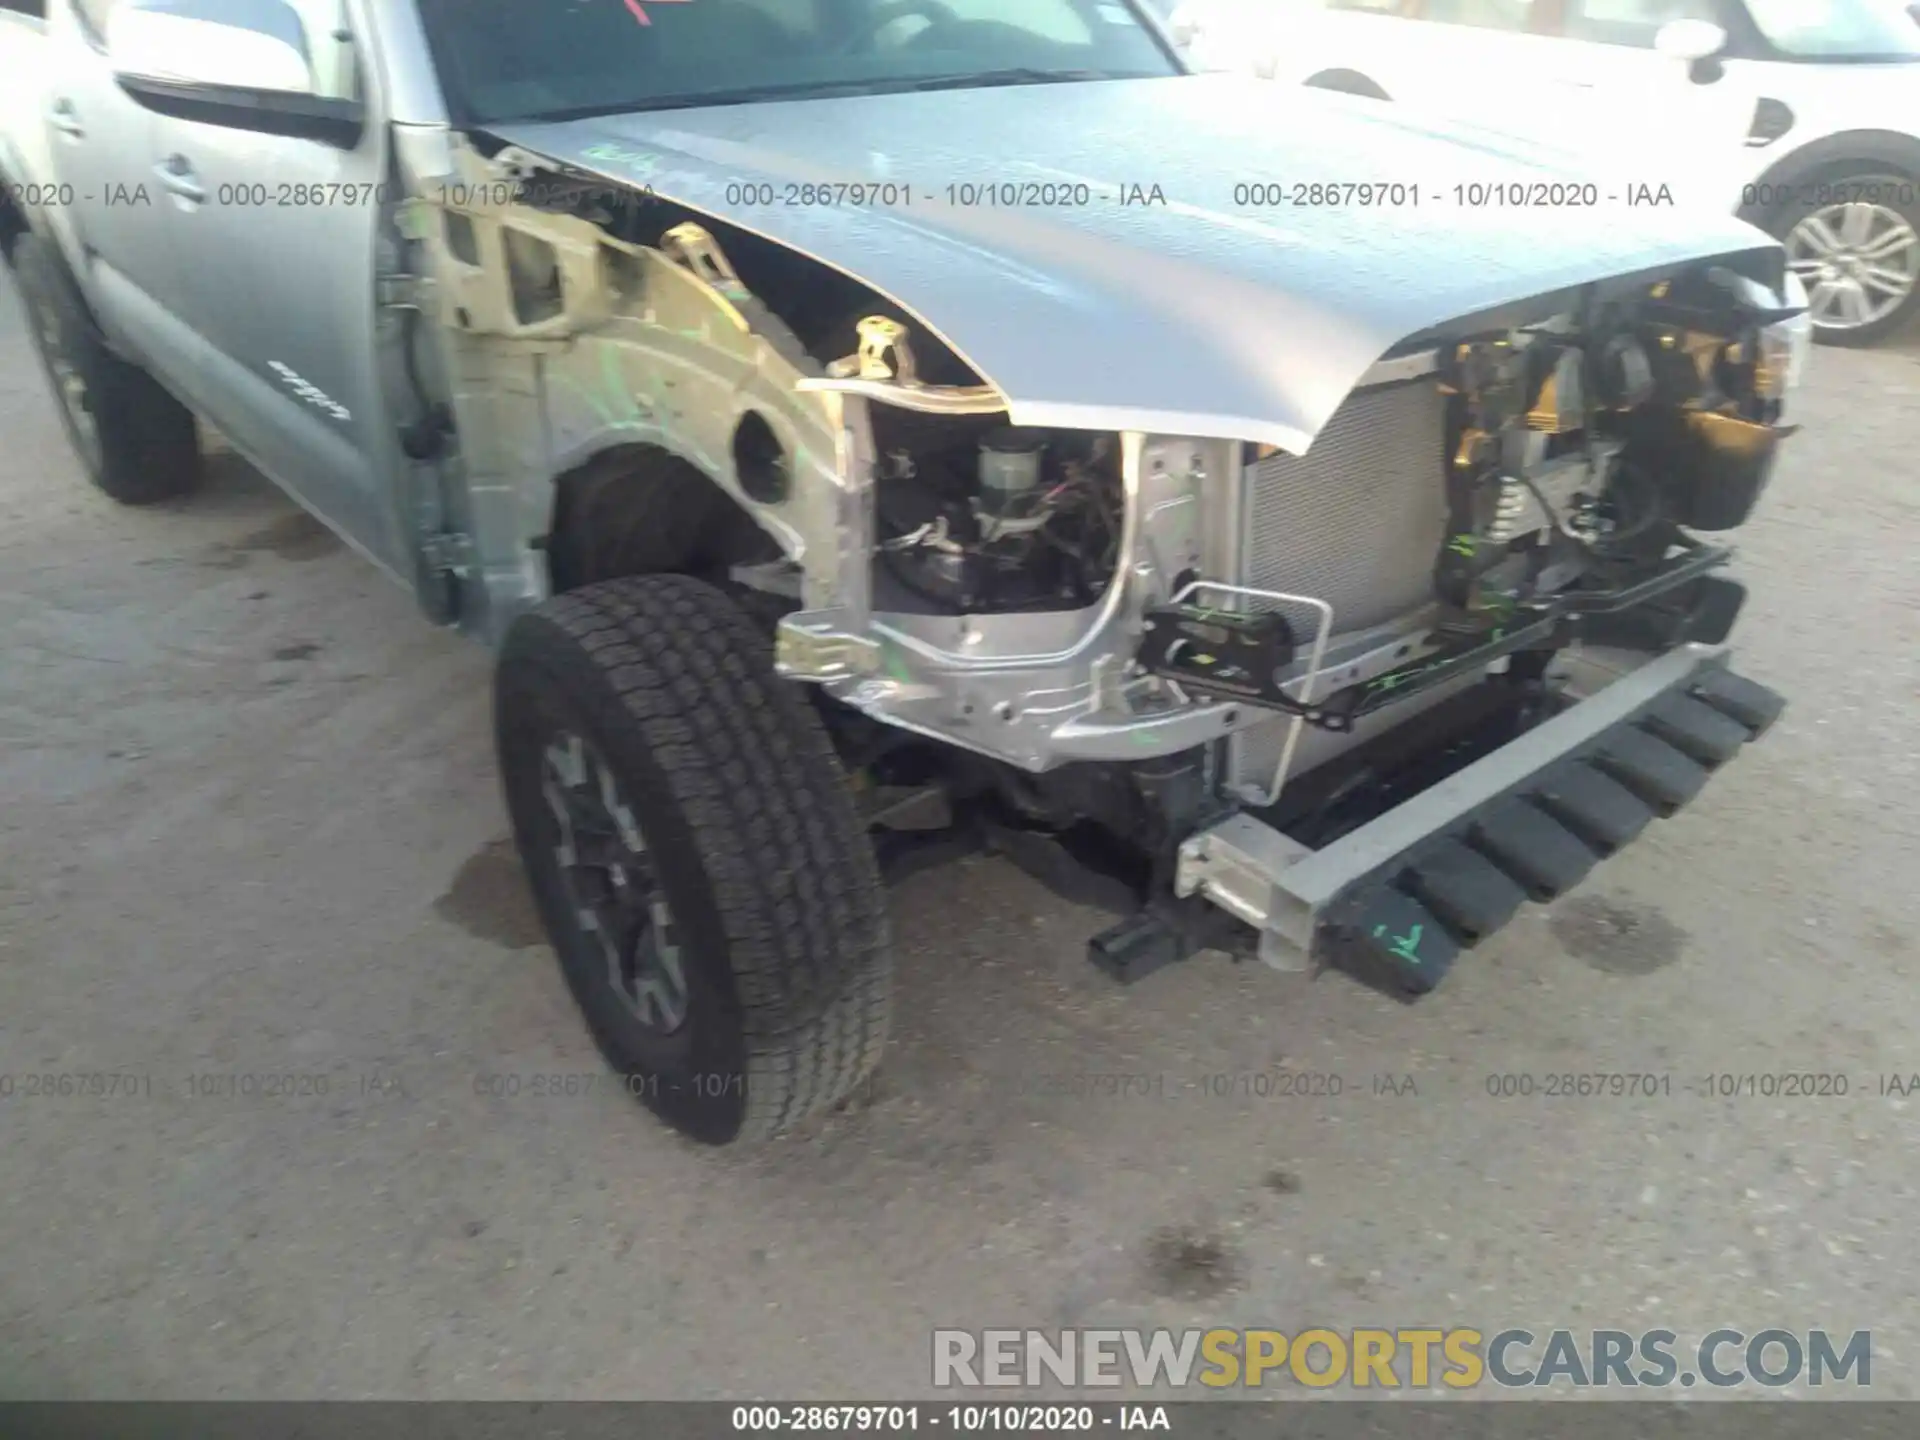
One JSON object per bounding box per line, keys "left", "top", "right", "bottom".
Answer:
{"left": 1226, "top": 377, "right": 1450, "bottom": 795}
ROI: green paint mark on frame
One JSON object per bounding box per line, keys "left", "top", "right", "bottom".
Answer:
{"left": 1372, "top": 922, "right": 1425, "bottom": 964}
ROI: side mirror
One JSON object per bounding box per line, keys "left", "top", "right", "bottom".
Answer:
{"left": 1652, "top": 17, "right": 1729, "bottom": 61}
{"left": 1166, "top": 3, "right": 1202, "bottom": 45}
{"left": 108, "top": 0, "right": 364, "bottom": 148}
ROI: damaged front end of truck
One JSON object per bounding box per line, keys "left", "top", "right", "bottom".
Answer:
{"left": 378, "top": 112, "right": 1803, "bottom": 999}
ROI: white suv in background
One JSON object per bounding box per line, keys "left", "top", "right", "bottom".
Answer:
{"left": 1167, "top": 0, "right": 1920, "bottom": 343}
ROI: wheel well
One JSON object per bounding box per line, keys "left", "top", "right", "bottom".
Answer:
{"left": 1304, "top": 69, "right": 1390, "bottom": 101}
{"left": 1737, "top": 130, "right": 1920, "bottom": 226}
{"left": 545, "top": 442, "right": 779, "bottom": 595}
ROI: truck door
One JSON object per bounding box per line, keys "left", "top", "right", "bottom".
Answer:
{"left": 41, "top": 0, "right": 188, "bottom": 372}
{"left": 104, "top": 0, "right": 407, "bottom": 575}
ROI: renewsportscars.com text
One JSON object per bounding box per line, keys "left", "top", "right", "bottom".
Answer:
{"left": 932, "top": 1327, "right": 1871, "bottom": 1390}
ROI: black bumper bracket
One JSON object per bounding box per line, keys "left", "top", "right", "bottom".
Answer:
{"left": 1176, "top": 646, "right": 1787, "bottom": 997}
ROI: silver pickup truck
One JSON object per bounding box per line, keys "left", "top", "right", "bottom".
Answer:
{"left": 0, "top": 0, "right": 1806, "bottom": 1146}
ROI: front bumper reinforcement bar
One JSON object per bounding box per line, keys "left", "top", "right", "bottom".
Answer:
{"left": 1174, "top": 643, "right": 1785, "bottom": 990}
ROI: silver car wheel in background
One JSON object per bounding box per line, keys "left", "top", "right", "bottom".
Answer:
{"left": 1785, "top": 201, "right": 1920, "bottom": 333}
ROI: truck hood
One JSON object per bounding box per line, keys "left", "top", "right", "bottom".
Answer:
{"left": 493, "top": 74, "right": 1781, "bottom": 453}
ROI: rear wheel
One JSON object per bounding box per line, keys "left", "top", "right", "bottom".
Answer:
{"left": 494, "top": 574, "right": 891, "bottom": 1144}
{"left": 1771, "top": 171, "right": 1920, "bottom": 347}
{"left": 11, "top": 234, "right": 201, "bottom": 503}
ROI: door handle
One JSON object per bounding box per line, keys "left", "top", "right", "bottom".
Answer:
{"left": 155, "top": 154, "right": 207, "bottom": 204}
{"left": 47, "top": 98, "right": 85, "bottom": 139}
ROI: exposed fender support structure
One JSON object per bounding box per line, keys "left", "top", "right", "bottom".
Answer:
{"left": 385, "top": 132, "right": 863, "bottom": 644}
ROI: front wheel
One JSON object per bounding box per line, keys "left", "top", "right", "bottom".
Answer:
{"left": 1771, "top": 172, "right": 1920, "bottom": 347}
{"left": 494, "top": 574, "right": 891, "bottom": 1145}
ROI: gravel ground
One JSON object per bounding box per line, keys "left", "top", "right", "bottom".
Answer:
{"left": 0, "top": 269, "right": 1916, "bottom": 1402}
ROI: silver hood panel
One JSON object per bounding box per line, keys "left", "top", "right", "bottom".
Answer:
{"left": 493, "top": 75, "right": 1780, "bottom": 453}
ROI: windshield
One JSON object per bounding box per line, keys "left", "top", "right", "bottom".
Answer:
{"left": 417, "top": 0, "right": 1181, "bottom": 126}
{"left": 1743, "top": 0, "right": 1920, "bottom": 57}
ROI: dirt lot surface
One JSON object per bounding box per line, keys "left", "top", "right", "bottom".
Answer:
{"left": 1, "top": 272, "right": 1917, "bottom": 1401}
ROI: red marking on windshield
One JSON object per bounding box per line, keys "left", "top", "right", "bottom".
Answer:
{"left": 622, "top": 0, "right": 692, "bottom": 23}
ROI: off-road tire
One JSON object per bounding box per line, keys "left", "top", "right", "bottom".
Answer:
{"left": 11, "top": 234, "right": 201, "bottom": 504}
{"left": 494, "top": 573, "right": 891, "bottom": 1145}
